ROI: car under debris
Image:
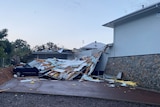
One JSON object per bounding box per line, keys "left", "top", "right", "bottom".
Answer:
{"left": 13, "top": 48, "right": 103, "bottom": 81}
{"left": 13, "top": 64, "right": 39, "bottom": 77}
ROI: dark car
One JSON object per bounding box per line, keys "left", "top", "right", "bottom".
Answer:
{"left": 13, "top": 64, "right": 39, "bottom": 77}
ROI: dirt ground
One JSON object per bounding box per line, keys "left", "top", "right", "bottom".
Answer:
{"left": 0, "top": 67, "right": 13, "bottom": 85}
{"left": 0, "top": 92, "right": 159, "bottom": 107}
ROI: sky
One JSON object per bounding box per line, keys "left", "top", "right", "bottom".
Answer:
{"left": 0, "top": 0, "right": 160, "bottom": 49}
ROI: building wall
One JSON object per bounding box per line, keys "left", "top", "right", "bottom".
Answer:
{"left": 105, "top": 54, "right": 160, "bottom": 91}
{"left": 110, "top": 13, "right": 160, "bottom": 57}
{"left": 75, "top": 50, "right": 93, "bottom": 58}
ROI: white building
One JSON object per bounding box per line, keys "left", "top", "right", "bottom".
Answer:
{"left": 103, "top": 2, "right": 160, "bottom": 91}
{"left": 103, "top": 3, "right": 160, "bottom": 57}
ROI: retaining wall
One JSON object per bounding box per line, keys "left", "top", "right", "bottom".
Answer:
{"left": 105, "top": 54, "right": 160, "bottom": 91}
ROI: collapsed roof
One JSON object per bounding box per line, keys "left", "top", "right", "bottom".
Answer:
{"left": 28, "top": 48, "right": 103, "bottom": 82}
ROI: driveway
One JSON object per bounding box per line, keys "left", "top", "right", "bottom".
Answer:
{"left": 0, "top": 77, "right": 160, "bottom": 106}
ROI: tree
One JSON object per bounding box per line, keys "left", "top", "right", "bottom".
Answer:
{"left": 12, "top": 39, "right": 31, "bottom": 63}
{"left": 0, "top": 29, "right": 12, "bottom": 67}
{"left": 0, "top": 47, "right": 5, "bottom": 57}
{"left": 33, "top": 42, "right": 59, "bottom": 52}
{"left": 2, "top": 39, "right": 12, "bottom": 55}
{"left": 0, "top": 29, "right": 8, "bottom": 40}
{"left": 46, "top": 42, "right": 54, "bottom": 50}
{"left": 0, "top": 29, "right": 32, "bottom": 66}
{"left": 0, "top": 29, "right": 9, "bottom": 57}
{"left": 13, "top": 39, "right": 30, "bottom": 49}
{"left": 0, "top": 29, "right": 11, "bottom": 54}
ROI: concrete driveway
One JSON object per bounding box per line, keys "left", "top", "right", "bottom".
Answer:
{"left": 0, "top": 77, "right": 160, "bottom": 106}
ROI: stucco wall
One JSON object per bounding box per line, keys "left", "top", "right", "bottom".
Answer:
{"left": 105, "top": 54, "right": 160, "bottom": 91}
{"left": 110, "top": 13, "right": 160, "bottom": 57}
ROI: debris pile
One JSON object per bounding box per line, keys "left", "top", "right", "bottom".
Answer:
{"left": 103, "top": 73, "right": 137, "bottom": 88}
{"left": 13, "top": 52, "right": 137, "bottom": 88}
{"left": 30, "top": 58, "right": 86, "bottom": 80}
{"left": 12, "top": 41, "right": 137, "bottom": 88}
{"left": 26, "top": 51, "right": 102, "bottom": 81}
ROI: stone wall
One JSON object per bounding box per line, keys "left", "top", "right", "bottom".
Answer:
{"left": 105, "top": 54, "right": 160, "bottom": 91}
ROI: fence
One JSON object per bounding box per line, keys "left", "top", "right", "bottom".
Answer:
{"left": 0, "top": 57, "right": 11, "bottom": 67}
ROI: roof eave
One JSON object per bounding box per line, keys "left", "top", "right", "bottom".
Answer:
{"left": 103, "top": 2, "right": 160, "bottom": 28}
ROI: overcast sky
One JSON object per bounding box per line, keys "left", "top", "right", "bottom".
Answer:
{"left": 0, "top": 0, "right": 160, "bottom": 49}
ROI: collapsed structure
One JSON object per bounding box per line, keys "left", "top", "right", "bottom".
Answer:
{"left": 28, "top": 45, "right": 104, "bottom": 82}
{"left": 13, "top": 41, "right": 137, "bottom": 87}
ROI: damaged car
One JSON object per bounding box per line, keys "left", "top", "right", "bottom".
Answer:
{"left": 13, "top": 64, "right": 40, "bottom": 77}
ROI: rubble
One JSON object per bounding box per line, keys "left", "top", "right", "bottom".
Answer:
{"left": 79, "top": 74, "right": 103, "bottom": 82}
{"left": 12, "top": 43, "right": 137, "bottom": 87}
{"left": 115, "top": 80, "right": 137, "bottom": 87}
{"left": 17, "top": 50, "right": 103, "bottom": 81}
{"left": 13, "top": 54, "right": 137, "bottom": 87}
{"left": 103, "top": 72, "right": 137, "bottom": 87}
{"left": 29, "top": 58, "right": 86, "bottom": 80}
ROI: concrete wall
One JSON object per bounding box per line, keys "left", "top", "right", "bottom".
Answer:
{"left": 105, "top": 54, "right": 160, "bottom": 91}
{"left": 110, "top": 13, "right": 160, "bottom": 57}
